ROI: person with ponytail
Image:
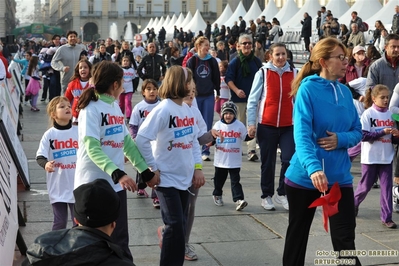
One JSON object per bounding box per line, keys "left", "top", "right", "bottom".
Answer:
{"left": 282, "top": 38, "right": 362, "bottom": 266}
{"left": 75, "top": 61, "right": 160, "bottom": 263}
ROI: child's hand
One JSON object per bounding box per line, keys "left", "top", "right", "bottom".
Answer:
{"left": 192, "top": 169, "right": 205, "bottom": 188}
{"left": 392, "top": 128, "right": 399, "bottom": 136}
{"left": 383, "top": 127, "right": 392, "bottom": 135}
{"left": 211, "top": 129, "right": 224, "bottom": 143}
{"left": 45, "top": 160, "right": 55, "bottom": 173}
{"left": 146, "top": 170, "right": 160, "bottom": 188}
{"left": 119, "top": 175, "right": 137, "bottom": 192}
{"left": 394, "top": 177, "right": 399, "bottom": 184}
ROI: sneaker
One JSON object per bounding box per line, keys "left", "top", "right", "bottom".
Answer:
{"left": 202, "top": 155, "right": 211, "bottom": 161}
{"left": 137, "top": 189, "right": 148, "bottom": 197}
{"left": 247, "top": 151, "right": 258, "bottom": 161}
{"left": 153, "top": 197, "right": 160, "bottom": 208}
{"left": 185, "top": 244, "right": 198, "bottom": 261}
{"left": 372, "top": 181, "right": 380, "bottom": 188}
{"left": 274, "top": 194, "right": 289, "bottom": 210}
{"left": 235, "top": 199, "right": 248, "bottom": 211}
{"left": 157, "top": 226, "right": 164, "bottom": 249}
{"left": 30, "top": 107, "right": 40, "bottom": 112}
{"left": 213, "top": 195, "right": 224, "bottom": 206}
{"left": 382, "top": 221, "right": 397, "bottom": 229}
{"left": 261, "top": 196, "right": 275, "bottom": 211}
{"left": 40, "top": 98, "right": 45, "bottom": 101}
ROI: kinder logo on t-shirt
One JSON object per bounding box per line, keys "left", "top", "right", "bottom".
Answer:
{"left": 101, "top": 112, "right": 125, "bottom": 126}
{"left": 219, "top": 130, "right": 241, "bottom": 138}
{"left": 168, "top": 115, "right": 194, "bottom": 128}
{"left": 139, "top": 109, "right": 150, "bottom": 118}
{"left": 49, "top": 138, "right": 78, "bottom": 150}
{"left": 370, "top": 118, "right": 394, "bottom": 128}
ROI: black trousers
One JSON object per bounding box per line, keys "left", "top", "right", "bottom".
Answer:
{"left": 213, "top": 167, "right": 244, "bottom": 202}
{"left": 283, "top": 183, "right": 361, "bottom": 266}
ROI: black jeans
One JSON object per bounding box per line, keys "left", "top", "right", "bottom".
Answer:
{"left": 41, "top": 77, "right": 50, "bottom": 100}
{"left": 49, "top": 71, "right": 61, "bottom": 100}
{"left": 283, "top": 184, "right": 361, "bottom": 266}
{"left": 213, "top": 167, "right": 244, "bottom": 202}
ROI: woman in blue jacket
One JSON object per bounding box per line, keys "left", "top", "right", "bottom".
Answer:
{"left": 282, "top": 38, "right": 362, "bottom": 266}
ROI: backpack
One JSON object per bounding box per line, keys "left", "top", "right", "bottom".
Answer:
{"left": 359, "top": 22, "right": 369, "bottom": 32}
{"left": 278, "top": 28, "right": 284, "bottom": 37}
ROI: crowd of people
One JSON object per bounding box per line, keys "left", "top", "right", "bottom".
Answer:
{"left": 4, "top": 5, "right": 399, "bottom": 266}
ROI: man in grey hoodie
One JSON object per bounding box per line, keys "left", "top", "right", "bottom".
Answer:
{"left": 51, "top": 30, "right": 84, "bottom": 93}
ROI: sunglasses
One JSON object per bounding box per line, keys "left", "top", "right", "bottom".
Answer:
{"left": 241, "top": 42, "right": 252, "bottom": 46}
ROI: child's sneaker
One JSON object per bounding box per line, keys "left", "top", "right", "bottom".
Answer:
{"left": 185, "top": 244, "right": 198, "bottom": 261}
{"left": 137, "top": 189, "right": 148, "bottom": 197}
{"left": 213, "top": 195, "right": 223, "bottom": 206}
{"left": 235, "top": 199, "right": 248, "bottom": 211}
{"left": 153, "top": 197, "right": 160, "bottom": 208}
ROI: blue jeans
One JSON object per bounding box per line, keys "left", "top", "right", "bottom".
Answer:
{"left": 156, "top": 187, "right": 189, "bottom": 266}
{"left": 196, "top": 94, "right": 215, "bottom": 156}
{"left": 257, "top": 124, "right": 295, "bottom": 198}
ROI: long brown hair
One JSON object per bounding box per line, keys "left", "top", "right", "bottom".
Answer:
{"left": 364, "top": 84, "right": 389, "bottom": 109}
{"left": 70, "top": 59, "right": 92, "bottom": 81}
{"left": 77, "top": 61, "right": 123, "bottom": 110}
{"left": 291, "top": 38, "right": 347, "bottom": 96}
{"left": 159, "top": 66, "right": 192, "bottom": 99}
{"left": 27, "top": 55, "right": 39, "bottom": 76}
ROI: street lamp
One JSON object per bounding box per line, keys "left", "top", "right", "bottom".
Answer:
{"left": 138, "top": 6, "right": 142, "bottom": 31}
{"left": 80, "top": 26, "right": 84, "bottom": 41}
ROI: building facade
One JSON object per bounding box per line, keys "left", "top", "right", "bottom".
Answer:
{"left": 49, "top": 0, "right": 220, "bottom": 42}
{"left": 0, "top": 0, "right": 17, "bottom": 38}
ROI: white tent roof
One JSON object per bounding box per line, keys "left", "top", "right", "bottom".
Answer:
{"left": 165, "top": 14, "right": 177, "bottom": 30}
{"left": 174, "top": 13, "right": 185, "bottom": 28}
{"left": 223, "top": 1, "right": 247, "bottom": 28}
{"left": 326, "top": 0, "right": 350, "bottom": 19}
{"left": 366, "top": 0, "right": 396, "bottom": 27}
{"left": 150, "top": 17, "right": 159, "bottom": 30}
{"left": 154, "top": 16, "right": 165, "bottom": 33}
{"left": 282, "top": 0, "right": 320, "bottom": 29}
{"left": 259, "top": 0, "right": 279, "bottom": 22}
{"left": 338, "top": 0, "right": 382, "bottom": 26}
{"left": 162, "top": 15, "right": 171, "bottom": 29}
{"left": 212, "top": 3, "right": 233, "bottom": 29}
{"left": 140, "top": 18, "right": 154, "bottom": 34}
{"left": 182, "top": 10, "right": 207, "bottom": 33}
{"left": 180, "top": 11, "right": 193, "bottom": 29}
{"left": 243, "top": 0, "right": 262, "bottom": 22}
{"left": 275, "top": 0, "right": 299, "bottom": 25}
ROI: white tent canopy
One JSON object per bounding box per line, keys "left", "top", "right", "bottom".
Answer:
{"left": 153, "top": 16, "right": 165, "bottom": 34}
{"left": 283, "top": 0, "right": 321, "bottom": 30}
{"left": 366, "top": 0, "right": 396, "bottom": 28}
{"left": 275, "top": 0, "right": 299, "bottom": 25}
{"left": 165, "top": 14, "right": 177, "bottom": 30}
{"left": 338, "top": 0, "right": 382, "bottom": 27}
{"left": 174, "top": 13, "right": 185, "bottom": 28}
{"left": 243, "top": 0, "right": 262, "bottom": 22}
{"left": 182, "top": 9, "right": 207, "bottom": 34}
{"left": 140, "top": 18, "right": 154, "bottom": 34}
{"left": 162, "top": 15, "right": 171, "bottom": 30}
{"left": 223, "top": 1, "right": 247, "bottom": 28}
{"left": 259, "top": 0, "right": 279, "bottom": 22}
{"left": 180, "top": 11, "right": 193, "bottom": 30}
{"left": 212, "top": 4, "right": 233, "bottom": 29}
{"left": 326, "top": 0, "right": 350, "bottom": 20}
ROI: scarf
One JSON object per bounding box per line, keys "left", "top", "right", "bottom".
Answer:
{"left": 239, "top": 50, "right": 255, "bottom": 77}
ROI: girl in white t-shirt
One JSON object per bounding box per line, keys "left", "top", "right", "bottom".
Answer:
{"left": 354, "top": 85, "right": 399, "bottom": 228}
{"left": 74, "top": 61, "right": 159, "bottom": 261}
{"left": 120, "top": 56, "right": 137, "bottom": 122}
{"left": 128, "top": 79, "right": 160, "bottom": 205}
{"left": 214, "top": 60, "right": 230, "bottom": 117}
{"left": 135, "top": 66, "right": 205, "bottom": 266}
{"left": 36, "top": 96, "right": 77, "bottom": 230}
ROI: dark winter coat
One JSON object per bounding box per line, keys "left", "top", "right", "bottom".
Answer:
{"left": 301, "top": 16, "right": 312, "bottom": 38}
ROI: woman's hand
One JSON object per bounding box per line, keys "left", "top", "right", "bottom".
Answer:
{"left": 310, "top": 171, "right": 328, "bottom": 193}
{"left": 317, "top": 130, "right": 338, "bottom": 151}
{"left": 248, "top": 125, "right": 256, "bottom": 138}
{"left": 119, "top": 175, "right": 137, "bottom": 192}
{"left": 192, "top": 169, "right": 205, "bottom": 188}
{"left": 210, "top": 129, "right": 224, "bottom": 143}
{"left": 394, "top": 177, "right": 399, "bottom": 184}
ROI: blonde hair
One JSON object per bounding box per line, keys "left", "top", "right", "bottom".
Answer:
{"left": 364, "top": 84, "right": 390, "bottom": 109}
{"left": 291, "top": 38, "right": 347, "bottom": 96}
{"left": 47, "top": 96, "right": 70, "bottom": 127}
{"left": 159, "top": 66, "right": 193, "bottom": 99}
{"left": 194, "top": 36, "right": 209, "bottom": 50}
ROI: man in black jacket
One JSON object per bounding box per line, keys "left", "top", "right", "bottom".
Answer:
{"left": 239, "top": 16, "right": 246, "bottom": 35}
{"left": 301, "top": 12, "right": 312, "bottom": 52}
{"left": 23, "top": 179, "right": 134, "bottom": 266}
{"left": 137, "top": 42, "right": 166, "bottom": 85}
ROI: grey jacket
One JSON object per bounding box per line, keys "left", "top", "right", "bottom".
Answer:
{"left": 393, "top": 14, "right": 399, "bottom": 34}
{"left": 51, "top": 43, "right": 84, "bottom": 92}
{"left": 366, "top": 53, "right": 399, "bottom": 92}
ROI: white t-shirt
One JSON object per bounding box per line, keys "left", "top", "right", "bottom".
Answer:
{"left": 132, "top": 46, "right": 145, "bottom": 58}
{"left": 129, "top": 99, "right": 160, "bottom": 128}
{"left": 213, "top": 119, "right": 248, "bottom": 168}
{"left": 220, "top": 76, "right": 230, "bottom": 100}
{"left": 36, "top": 126, "right": 78, "bottom": 204}
{"left": 75, "top": 99, "right": 128, "bottom": 192}
{"left": 122, "top": 67, "right": 136, "bottom": 93}
{"left": 136, "top": 99, "right": 201, "bottom": 190}
{"left": 360, "top": 107, "right": 395, "bottom": 164}
{"left": 190, "top": 105, "right": 208, "bottom": 138}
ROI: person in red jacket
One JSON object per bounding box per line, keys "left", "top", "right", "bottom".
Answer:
{"left": 64, "top": 59, "right": 92, "bottom": 123}
{"left": 339, "top": 45, "right": 370, "bottom": 85}
{"left": 0, "top": 45, "right": 11, "bottom": 79}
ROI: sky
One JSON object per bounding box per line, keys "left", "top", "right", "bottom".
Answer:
{"left": 15, "top": 0, "right": 43, "bottom": 25}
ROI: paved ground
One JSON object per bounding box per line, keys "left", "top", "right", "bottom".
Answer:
{"left": 13, "top": 93, "right": 399, "bottom": 266}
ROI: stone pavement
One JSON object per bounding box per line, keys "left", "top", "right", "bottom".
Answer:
{"left": 13, "top": 95, "right": 399, "bottom": 266}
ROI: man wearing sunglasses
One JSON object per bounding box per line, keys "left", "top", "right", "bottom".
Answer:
{"left": 225, "top": 34, "right": 263, "bottom": 162}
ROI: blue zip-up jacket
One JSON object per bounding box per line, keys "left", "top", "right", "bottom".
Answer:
{"left": 285, "top": 74, "right": 361, "bottom": 189}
